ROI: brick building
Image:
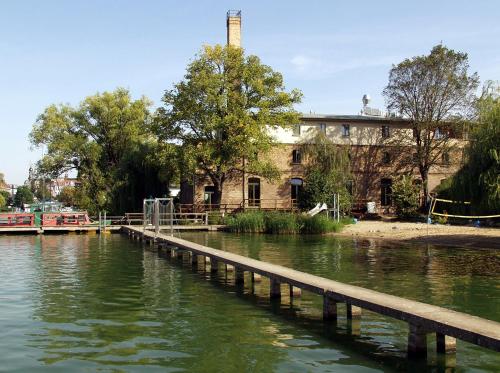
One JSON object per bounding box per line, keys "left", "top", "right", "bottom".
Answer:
{"left": 179, "top": 11, "right": 465, "bottom": 213}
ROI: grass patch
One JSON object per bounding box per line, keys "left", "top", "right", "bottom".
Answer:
{"left": 226, "top": 211, "right": 265, "bottom": 233}
{"left": 227, "top": 211, "right": 345, "bottom": 234}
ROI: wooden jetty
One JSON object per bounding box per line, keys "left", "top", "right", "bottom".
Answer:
{"left": 122, "top": 225, "right": 500, "bottom": 359}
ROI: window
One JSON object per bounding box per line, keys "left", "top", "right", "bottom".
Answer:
{"left": 292, "top": 149, "right": 302, "bottom": 164}
{"left": 290, "top": 178, "right": 303, "bottom": 205}
{"left": 292, "top": 124, "right": 301, "bottom": 136}
{"left": 204, "top": 186, "right": 215, "bottom": 205}
{"left": 248, "top": 178, "right": 261, "bottom": 207}
{"left": 319, "top": 123, "right": 326, "bottom": 133}
{"left": 342, "top": 124, "right": 350, "bottom": 137}
{"left": 442, "top": 152, "right": 450, "bottom": 165}
{"left": 382, "top": 151, "right": 391, "bottom": 164}
{"left": 381, "top": 125, "right": 390, "bottom": 138}
{"left": 380, "top": 178, "right": 392, "bottom": 206}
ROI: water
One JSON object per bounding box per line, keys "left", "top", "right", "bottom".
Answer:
{"left": 0, "top": 233, "right": 498, "bottom": 372}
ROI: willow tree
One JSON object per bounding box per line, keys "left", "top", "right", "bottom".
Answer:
{"left": 300, "top": 132, "right": 352, "bottom": 212}
{"left": 155, "top": 45, "right": 302, "bottom": 205}
{"left": 383, "top": 45, "right": 479, "bottom": 202}
{"left": 30, "top": 88, "right": 177, "bottom": 214}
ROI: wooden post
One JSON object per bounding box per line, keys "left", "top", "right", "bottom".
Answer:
{"left": 270, "top": 278, "right": 281, "bottom": 299}
{"left": 408, "top": 323, "right": 428, "bottom": 358}
{"left": 436, "top": 333, "right": 456, "bottom": 354}
{"left": 289, "top": 284, "right": 302, "bottom": 298}
{"left": 191, "top": 252, "right": 198, "bottom": 266}
{"left": 323, "top": 294, "right": 338, "bottom": 321}
{"left": 235, "top": 267, "right": 244, "bottom": 284}
{"left": 210, "top": 258, "right": 218, "bottom": 273}
{"left": 346, "top": 303, "right": 362, "bottom": 319}
{"left": 251, "top": 272, "right": 262, "bottom": 283}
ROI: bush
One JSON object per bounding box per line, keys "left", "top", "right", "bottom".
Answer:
{"left": 227, "top": 211, "right": 344, "bottom": 234}
{"left": 392, "top": 175, "right": 420, "bottom": 218}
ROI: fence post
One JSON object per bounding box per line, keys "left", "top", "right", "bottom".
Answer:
{"left": 337, "top": 193, "right": 340, "bottom": 222}
{"left": 170, "top": 199, "right": 174, "bottom": 236}
{"left": 205, "top": 212, "right": 208, "bottom": 225}
{"left": 98, "top": 211, "right": 101, "bottom": 233}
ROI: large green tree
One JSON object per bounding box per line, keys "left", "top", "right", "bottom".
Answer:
{"left": 155, "top": 45, "right": 302, "bottom": 205}
{"left": 383, "top": 45, "right": 479, "bottom": 202}
{"left": 14, "top": 185, "right": 34, "bottom": 207}
{"left": 444, "top": 83, "right": 500, "bottom": 213}
{"left": 30, "top": 88, "right": 177, "bottom": 214}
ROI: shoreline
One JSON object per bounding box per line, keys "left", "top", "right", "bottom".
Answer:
{"left": 336, "top": 221, "right": 500, "bottom": 249}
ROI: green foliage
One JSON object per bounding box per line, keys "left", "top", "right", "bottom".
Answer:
{"left": 57, "top": 186, "right": 76, "bottom": 207}
{"left": 14, "top": 186, "right": 34, "bottom": 207}
{"left": 391, "top": 175, "right": 420, "bottom": 218}
{"left": 227, "top": 211, "right": 343, "bottom": 234}
{"left": 0, "top": 194, "right": 5, "bottom": 209}
{"left": 300, "top": 132, "right": 352, "bottom": 213}
{"left": 298, "top": 214, "right": 343, "bottom": 234}
{"left": 155, "top": 44, "right": 302, "bottom": 204}
{"left": 441, "top": 87, "right": 500, "bottom": 214}
{"left": 226, "top": 211, "right": 265, "bottom": 233}
{"left": 264, "top": 211, "right": 301, "bottom": 234}
{"left": 30, "top": 88, "right": 178, "bottom": 214}
{"left": 383, "top": 44, "right": 479, "bottom": 200}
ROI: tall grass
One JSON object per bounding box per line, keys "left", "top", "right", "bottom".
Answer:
{"left": 225, "top": 211, "right": 265, "bottom": 233}
{"left": 227, "top": 211, "right": 344, "bottom": 234}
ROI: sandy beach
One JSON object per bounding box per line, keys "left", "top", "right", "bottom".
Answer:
{"left": 339, "top": 220, "right": 500, "bottom": 249}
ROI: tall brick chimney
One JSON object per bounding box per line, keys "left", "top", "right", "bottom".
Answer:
{"left": 226, "top": 10, "right": 241, "bottom": 47}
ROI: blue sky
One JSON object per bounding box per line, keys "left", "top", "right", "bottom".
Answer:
{"left": 1, "top": 0, "right": 499, "bottom": 184}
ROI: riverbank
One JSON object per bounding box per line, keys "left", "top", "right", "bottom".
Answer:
{"left": 339, "top": 220, "right": 500, "bottom": 249}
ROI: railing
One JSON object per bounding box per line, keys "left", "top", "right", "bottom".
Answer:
{"left": 241, "top": 199, "right": 297, "bottom": 211}
{"left": 0, "top": 213, "right": 35, "bottom": 227}
{"left": 42, "top": 212, "right": 90, "bottom": 226}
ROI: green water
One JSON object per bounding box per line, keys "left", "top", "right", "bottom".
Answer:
{"left": 0, "top": 233, "right": 498, "bottom": 372}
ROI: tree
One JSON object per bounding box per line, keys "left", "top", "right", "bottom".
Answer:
{"left": 155, "top": 45, "right": 302, "bottom": 205}
{"left": 0, "top": 194, "right": 5, "bottom": 209}
{"left": 391, "top": 175, "right": 420, "bottom": 218}
{"left": 30, "top": 88, "right": 177, "bottom": 214}
{"left": 15, "top": 185, "right": 34, "bottom": 207}
{"left": 300, "top": 132, "right": 352, "bottom": 213}
{"left": 383, "top": 45, "right": 479, "bottom": 203}
{"left": 442, "top": 82, "right": 500, "bottom": 214}
{"left": 57, "top": 186, "right": 76, "bottom": 207}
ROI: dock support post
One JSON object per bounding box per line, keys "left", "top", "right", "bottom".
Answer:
{"left": 408, "top": 323, "right": 428, "bottom": 358}
{"left": 346, "top": 303, "right": 362, "bottom": 319}
{"left": 176, "top": 250, "right": 183, "bottom": 260}
{"left": 436, "top": 333, "right": 456, "bottom": 354}
{"left": 270, "top": 278, "right": 281, "bottom": 299}
{"left": 289, "top": 284, "right": 302, "bottom": 298}
{"left": 191, "top": 252, "right": 198, "bottom": 266}
{"left": 226, "top": 264, "right": 234, "bottom": 272}
{"left": 323, "top": 293, "right": 338, "bottom": 321}
{"left": 210, "top": 258, "right": 218, "bottom": 273}
{"left": 251, "top": 272, "right": 262, "bottom": 283}
{"left": 235, "top": 267, "right": 244, "bottom": 284}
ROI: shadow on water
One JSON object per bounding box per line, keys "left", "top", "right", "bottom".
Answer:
{"left": 155, "top": 245, "right": 459, "bottom": 373}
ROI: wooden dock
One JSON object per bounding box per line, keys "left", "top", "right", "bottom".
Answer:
{"left": 0, "top": 224, "right": 223, "bottom": 235}
{"left": 122, "top": 225, "right": 500, "bottom": 358}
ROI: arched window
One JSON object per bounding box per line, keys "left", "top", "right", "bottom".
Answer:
{"left": 248, "top": 178, "right": 261, "bottom": 207}
{"left": 292, "top": 149, "right": 302, "bottom": 164}
{"left": 290, "top": 178, "right": 303, "bottom": 206}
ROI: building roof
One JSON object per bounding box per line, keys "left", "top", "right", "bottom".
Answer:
{"left": 300, "top": 113, "right": 407, "bottom": 123}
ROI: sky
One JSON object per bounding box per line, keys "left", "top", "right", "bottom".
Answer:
{"left": 1, "top": 0, "right": 499, "bottom": 185}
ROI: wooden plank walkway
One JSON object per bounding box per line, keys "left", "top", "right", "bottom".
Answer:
{"left": 122, "top": 225, "right": 500, "bottom": 358}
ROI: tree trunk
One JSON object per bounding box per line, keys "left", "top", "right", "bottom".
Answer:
{"left": 211, "top": 181, "right": 223, "bottom": 206}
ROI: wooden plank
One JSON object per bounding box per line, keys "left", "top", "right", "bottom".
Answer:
{"left": 122, "top": 225, "right": 500, "bottom": 352}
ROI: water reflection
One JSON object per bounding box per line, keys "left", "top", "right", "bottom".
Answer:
{"left": 0, "top": 233, "right": 498, "bottom": 372}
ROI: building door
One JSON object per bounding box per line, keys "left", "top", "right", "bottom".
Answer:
{"left": 380, "top": 178, "right": 392, "bottom": 206}
{"left": 204, "top": 186, "right": 215, "bottom": 206}
{"left": 248, "top": 178, "right": 261, "bottom": 207}
{"left": 290, "top": 178, "right": 303, "bottom": 206}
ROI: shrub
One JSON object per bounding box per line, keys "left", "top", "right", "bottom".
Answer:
{"left": 392, "top": 175, "right": 420, "bottom": 218}
{"left": 299, "top": 214, "right": 343, "bottom": 234}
